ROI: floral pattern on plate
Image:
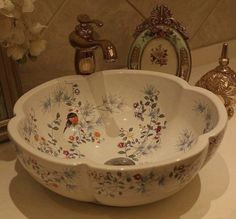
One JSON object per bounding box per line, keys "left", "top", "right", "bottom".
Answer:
{"left": 150, "top": 45, "right": 168, "bottom": 66}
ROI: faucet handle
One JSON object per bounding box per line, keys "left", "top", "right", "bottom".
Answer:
{"left": 77, "top": 14, "right": 103, "bottom": 27}
{"left": 75, "top": 14, "right": 103, "bottom": 41}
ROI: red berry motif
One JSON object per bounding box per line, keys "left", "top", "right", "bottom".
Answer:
{"left": 69, "top": 116, "right": 79, "bottom": 124}
{"left": 63, "top": 150, "right": 69, "bottom": 156}
{"left": 156, "top": 126, "right": 161, "bottom": 133}
{"left": 94, "top": 131, "right": 101, "bottom": 138}
{"left": 133, "top": 174, "right": 142, "bottom": 180}
{"left": 69, "top": 135, "right": 74, "bottom": 141}
{"left": 118, "top": 142, "right": 125, "bottom": 148}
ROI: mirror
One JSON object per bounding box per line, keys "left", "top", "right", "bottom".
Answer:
{"left": 128, "top": 5, "right": 191, "bottom": 81}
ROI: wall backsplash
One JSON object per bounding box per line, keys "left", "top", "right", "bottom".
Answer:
{"left": 19, "top": 0, "right": 236, "bottom": 92}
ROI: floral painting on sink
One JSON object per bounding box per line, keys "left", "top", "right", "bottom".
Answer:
{"left": 20, "top": 79, "right": 214, "bottom": 166}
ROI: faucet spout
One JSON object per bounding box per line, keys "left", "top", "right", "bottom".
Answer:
{"left": 94, "top": 40, "right": 117, "bottom": 62}
{"left": 69, "top": 33, "right": 117, "bottom": 62}
{"left": 69, "top": 14, "right": 117, "bottom": 75}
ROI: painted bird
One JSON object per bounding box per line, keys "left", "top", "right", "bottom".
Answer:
{"left": 63, "top": 112, "right": 79, "bottom": 133}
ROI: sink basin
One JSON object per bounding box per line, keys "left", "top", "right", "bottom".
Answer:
{"left": 8, "top": 69, "right": 227, "bottom": 206}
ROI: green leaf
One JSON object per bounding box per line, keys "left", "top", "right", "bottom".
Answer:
{"left": 47, "top": 124, "right": 52, "bottom": 128}
{"left": 159, "top": 114, "right": 165, "bottom": 118}
{"left": 56, "top": 113, "right": 60, "bottom": 119}
{"left": 151, "top": 103, "right": 157, "bottom": 108}
{"left": 17, "top": 55, "right": 27, "bottom": 64}
{"left": 53, "top": 127, "right": 59, "bottom": 130}
{"left": 54, "top": 121, "right": 60, "bottom": 125}
{"left": 118, "top": 151, "right": 126, "bottom": 154}
{"left": 129, "top": 127, "right": 133, "bottom": 132}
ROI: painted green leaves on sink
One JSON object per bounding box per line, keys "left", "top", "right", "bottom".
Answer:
{"left": 89, "top": 156, "right": 202, "bottom": 197}
{"left": 117, "top": 85, "right": 167, "bottom": 162}
{"left": 21, "top": 81, "right": 213, "bottom": 163}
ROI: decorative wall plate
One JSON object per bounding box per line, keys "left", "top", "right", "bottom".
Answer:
{"left": 128, "top": 5, "right": 191, "bottom": 81}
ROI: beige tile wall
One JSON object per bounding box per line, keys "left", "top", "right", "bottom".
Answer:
{"left": 19, "top": 0, "right": 236, "bottom": 91}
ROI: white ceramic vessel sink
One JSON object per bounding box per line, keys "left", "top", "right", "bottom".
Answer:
{"left": 8, "top": 69, "right": 227, "bottom": 206}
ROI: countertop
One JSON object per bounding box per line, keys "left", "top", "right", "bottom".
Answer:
{"left": 1, "top": 41, "right": 236, "bottom": 219}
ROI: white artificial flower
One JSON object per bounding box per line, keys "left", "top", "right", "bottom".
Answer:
{"left": 30, "top": 22, "right": 46, "bottom": 35}
{"left": 0, "top": 0, "right": 15, "bottom": 17}
{"left": 0, "top": 0, "right": 14, "bottom": 11}
{"left": 7, "top": 44, "right": 26, "bottom": 60}
{"left": 29, "top": 39, "right": 46, "bottom": 56}
{"left": 0, "top": 0, "right": 47, "bottom": 62}
{"left": 10, "top": 22, "right": 26, "bottom": 44}
{"left": 22, "top": 0, "right": 35, "bottom": 13}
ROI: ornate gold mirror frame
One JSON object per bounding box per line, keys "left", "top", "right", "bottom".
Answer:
{"left": 128, "top": 5, "right": 191, "bottom": 81}
{"left": 0, "top": 47, "right": 22, "bottom": 142}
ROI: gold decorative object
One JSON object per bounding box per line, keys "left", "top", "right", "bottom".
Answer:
{"left": 69, "top": 14, "right": 117, "bottom": 75}
{"left": 196, "top": 43, "right": 236, "bottom": 118}
{"left": 133, "top": 5, "right": 188, "bottom": 39}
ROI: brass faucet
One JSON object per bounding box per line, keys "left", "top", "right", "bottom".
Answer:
{"left": 69, "top": 14, "right": 117, "bottom": 75}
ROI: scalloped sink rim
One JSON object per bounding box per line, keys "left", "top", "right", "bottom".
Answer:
{"left": 8, "top": 69, "right": 227, "bottom": 171}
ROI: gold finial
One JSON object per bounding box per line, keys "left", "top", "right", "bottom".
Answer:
{"left": 219, "top": 43, "right": 229, "bottom": 66}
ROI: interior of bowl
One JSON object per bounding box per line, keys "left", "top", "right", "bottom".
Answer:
{"left": 17, "top": 71, "right": 219, "bottom": 166}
